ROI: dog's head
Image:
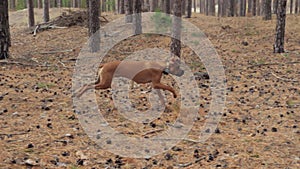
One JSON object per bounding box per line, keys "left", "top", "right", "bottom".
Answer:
{"left": 168, "top": 57, "right": 184, "bottom": 77}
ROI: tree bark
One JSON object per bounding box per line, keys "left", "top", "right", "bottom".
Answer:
{"left": 290, "top": 0, "right": 293, "bottom": 13}
{"left": 133, "top": 0, "right": 142, "bottom": 35}
{"left": 165, "top": 0, "right": 171, "bottom": 13}
{"left": 88, "top": 0, "right": 100, "bottom": 52}
{"left": 239, "top": 0, "right": 246, "bottom": 16}
{"left": 248, "top": 0, "right": 252, "bottom": 13}
{"left": 221, "top": 0, "right": 227, "bottom": 16}
{"left": 182, "top": 0, "right": 186, "bottom": 15}
{"left": 263, "top": 0, "right": 272, "bottom": 19}
{"left": 274, "top": 0, "right": 287, "bottom": 53}
{"left": 171, "top": 0, "right": 182, "bottom": 57}
{"left": 10, "top": 0, "right": 16, "bottom": 10}
{"left": 228, "top": 0, "right": 235, "bottom": 16}
{"left": 150, "top": 0, "right": 158, "bottom": 11}
{"left": 120, "top": 0, "right": 125, "bottom": 13}
{"left": 187, "top": 0, "right": 192, "bottom": 17}
{"left": 43, "top": 0, "right": 50, "bottom": 22}
{"left": 253, "top": 0, "right": 257, "bottom": 15}
{"left": 295, "top": 0, "right": 299, "bottom": 13}
{"left": 273, "top": 0, "right": 278, "bottom": 13}
{"left": 209, "top": 0, "right": 215, "bottom": 16}
{"left": 27, "top": 0, "right": 35, "bottom": 27}
{"left": 200, "top": 0, "right": 205, "bottom": 13}
{"left": 0, "top": 0, "right": 10, "bottom": 59}
{"left": 125, "top": 0, "right": 133, "bottom": 23}
{"left": 193, "top": 0, "right": 196, "bottom": 12}
{"left": 205, "top": 0, "right": 209, "bottom": 15}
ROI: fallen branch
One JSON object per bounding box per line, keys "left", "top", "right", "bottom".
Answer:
{"left": 142, "top": 129, "right": 164, "bottom": 136}
{"left": 271, "top": 72, "right": 298, "bottom": 82}
{"left": 38, "top": 49, "right": 74, "bottom": 54}
{"left": 0, "top": 60, "right": 72, "bottom": 69}
{"left": 248, "top": 61, "right": 300, "bottom": 69}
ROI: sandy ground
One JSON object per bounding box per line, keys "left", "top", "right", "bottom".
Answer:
{"left": 0, "top": 8, "right": 299, "bottom": 168}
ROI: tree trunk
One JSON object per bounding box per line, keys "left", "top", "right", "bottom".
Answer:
{"left": 165, "top": 0, "right": 171, "bottom": 14}
{"left": 209, "top": 0, "right": 215, "bottom": 16}
{"left": 263, "top": 0, "right": 272, "bottom": 19}
{"left": 228, "top": 0, "right": 235, "bottom": 16}
{"left": 57, "top": 0, "right": 62, "bottom": 7}
{"left": 171, "top": 0, "right": 182, "bottom": 57}
{"left": 295, "top": 0, "right": 299, "bottom": 13}
{"left": 10, "top": 0, "right": 16, "bottom": 10}
{"left": 193, "top": 0, "right": 196, "bottom": 12}
{"left": 120, "top": 0, "right": 125, "bottom": 13}
{"left": 200, "top": 0, "right": 205, "bottom": 13}
{"left": 260, "top": 0, "right": 265, "bottom": 15}
{"left": 37, "top": 0, "right": 43, "bottom": 9}
{"left": 101, "top": 0, "right": 106, "bottom": 12}
{"left": 88, "top": 0, "right": 100, "bottom": 52}
{"left": 150, "top": 0, "right": 158, "bottom": 11}
{"left": 253, "top": 0, "right": 257, "bottom": 15}
{"left": 205, "top": 0, "right": 209, "bottom": 15}
{"left": 257, "top": 0, "right": 261, "bottom": 15}
{"left": 274, "top": 0, "right": 287, "bottom": 53}
{"left": 248, "top": 0, "right": 252, "bottom": 13}
{"left": 290, "top": 0, "right": 293, "bottom": 13}
{"left": 187, "top": 0, "right": 192, "bottom": 17}
{"left": 125, "top": 0, "right": 133, "bottom": 23}
{"left": 273, "top": 0, "right": 278, "bottom": 13}
{"left": 182, "top": 0, "right": 186, "bottom": 15}
{"left": 133, "top": 0, "right": 142, "bottom": 35}
{"left": 221, "top": 0, "right": 227, "bottom": 16}
{"left": 239, "top": 0, "right": 246, "bottom": 16}
{"left": 27, "top": 0, "right": 35, "bottom": 27}
{"left": 0, "top": 0, "right": 10, "bottom": 59}
{"left": 43, "top": 0, "right": 50, "bottom": 22}
{"left": 78, "top": 0, "right": 81, "bottom": 8}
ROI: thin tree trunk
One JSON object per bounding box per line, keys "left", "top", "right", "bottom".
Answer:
{"left": 0, "top": 0, "right": 10, "bottom": 59}
{"left": 27, "top": 0, "right": 35, "bottom": 27}
{"left": 248, "top": 0, "right": 252, "bottom": 14}
{"left": 78, "top": 0, "right": 81, "bottom": 8}
{"left": 257, "top": 0, "right": 261, "bottom": 15}
{"left": 187, "top": 0, "right": 192, "bottom": 17}
{"left": 263, "top": 0, "right": 272, "bottom": 19}
{"left": 43, "top": 0, "right": 50, "bottom": 22}
{"left": 239, "top": 0, "right": 246, "bottom": 16}
{"left": 10, "top": 0, "right": 16, "bottom": 10}
{"left": 133, "top": 0, "right": 142, "bottom": 35}
{"left": 182, "top": 0, "right": 186, "bottom": 15}
{"left": 193, "top": 0, "right": 196, "bottom": 12}
{"left": 125, "top": 0, "right": 133, "bottom": 23}
{"left": 295, "top": 0, "right": 299, "bottom": 13}
{"left": 228, "top": 0, "right": 235, "bottom": 16}
{"left": 209, "top": 0, "right": 215, "bottom": 16}
{"left": 253, "top": 0, "right": 257, "bottom": 15}
{"left": 150, "top": 0, "right": 158, "bottom": 11}
{"left": 290, "top": 0, "right": 293, "bottom": 13}
{"left": 273, "top": 0, "right": 278, "bottom": 13}
{"left": 274, "top": 0, "right": 287, "bottom": 53}
{"left": 171, "top": 0, "right": 182, "bottom": 57}
{"left": 120, "top": 0, "right": 125, "bottom": 13}
{"left": 222, "top": 0, "right": 227, "bottom": 16}
{"left": 88, "top": 0, "right": 100, "bottom": 52}
{"left": 205, "top": 0, "right": 209, "bottom": 16}
{"left": 165, "top": 0, "right": 171, "bottom": 13}
{"left": 200, "top": 0, "right": 205, "bottom": 13}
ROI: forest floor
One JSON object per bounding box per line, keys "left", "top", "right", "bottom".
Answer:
{"left": 0, "top": 8, "right": 299, "bottom": 169}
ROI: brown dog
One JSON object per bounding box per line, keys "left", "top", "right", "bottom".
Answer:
{"left": 75, "top": 58, "right": 184, "bottom": 102}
